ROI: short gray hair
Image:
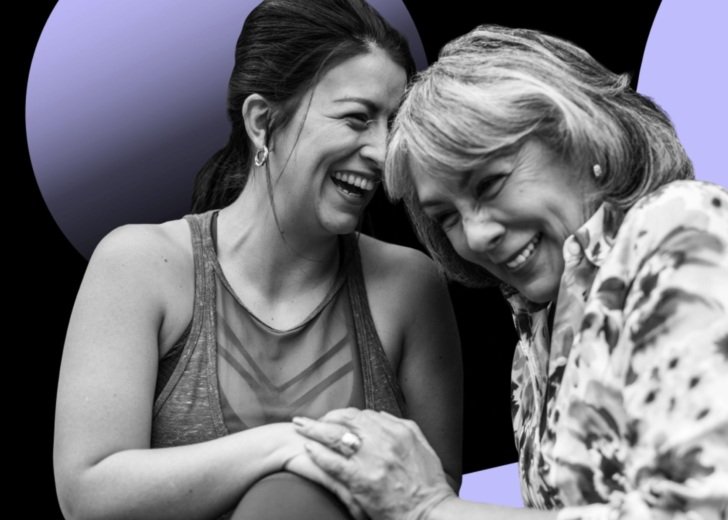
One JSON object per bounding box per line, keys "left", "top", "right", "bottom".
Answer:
{"left": 385, "top": 24, "right": 693, "bottom": 288}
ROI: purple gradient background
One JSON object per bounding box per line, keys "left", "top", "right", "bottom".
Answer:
{"left": 26, "top": 0, "right": 426, "bottom": 258}
{"left": 26, "top": 0, "right": 727, "bottom": 511}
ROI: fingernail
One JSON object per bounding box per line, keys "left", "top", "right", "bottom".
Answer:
{"left": 292, "top": 416, "right": 309, "bottom": 427}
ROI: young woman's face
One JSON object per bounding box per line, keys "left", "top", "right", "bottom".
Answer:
{"left": 414, "top": 139, "right": 595, "bottom": 303}
{"left": 268, "top": 47, "right": 407, "bottom": 236}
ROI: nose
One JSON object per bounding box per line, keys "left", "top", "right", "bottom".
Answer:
{"left": 461, "top": 213, "right": 505, "bottom": 254}
{"left": 360, "top": 120, "right": 387, "bottom": 168}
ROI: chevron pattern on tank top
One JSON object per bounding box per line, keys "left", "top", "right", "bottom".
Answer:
{"left": 215, "top": 274, "right": 357, "bottom": 432}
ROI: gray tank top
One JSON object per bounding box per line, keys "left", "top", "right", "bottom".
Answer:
{"left": 151, "top": 210, "right": 406, "bottom": 447}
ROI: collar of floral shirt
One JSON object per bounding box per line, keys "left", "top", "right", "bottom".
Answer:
{"left": 568, "top": 202, "right": 625, "bottom": 269}
{"left": 503, "top": 201, "right": 626, "bottom": 315}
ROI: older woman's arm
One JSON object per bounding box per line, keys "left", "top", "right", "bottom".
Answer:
{"left": 296, "top": 184, "right": 728, "bottom": 520}
{"left": 429, "top": 500, "right": 558, "bottom": 520}
{"left": 297, "top": 408, "right": 559, "bottom": 520}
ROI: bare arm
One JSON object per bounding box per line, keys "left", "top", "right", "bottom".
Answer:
{"left": 428, "top": 499, "right": 557, "bottom": 520}
{"left": 359, "top": 238, "right": 463, "bottom": 489}
{"left": 396, "top": 252, "right": 463, "bottom": 490}
{"left": 298, "top": 409, "right": 558, "bottom": 520}
{"left": 53, "top": 226, "right": 308, "bottom": 520}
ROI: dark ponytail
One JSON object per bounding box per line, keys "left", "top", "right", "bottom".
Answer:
{"left": 191, "top": 0, "right": 415, "bottom": 213}
{"left": 191, "top": 123, "right": 245, "bottom": 212}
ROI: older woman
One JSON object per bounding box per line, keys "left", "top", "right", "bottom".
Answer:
{"left": 293, "top": 25, "right": 728, "bottom": 520}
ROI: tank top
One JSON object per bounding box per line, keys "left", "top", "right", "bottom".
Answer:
{"left": 151, "top": 210, "right": 406, "bottom": 447}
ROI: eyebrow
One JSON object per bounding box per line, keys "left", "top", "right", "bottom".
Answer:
{"left": 418, "top": 169, "right": 474, "bottom": 210}
{"left": 334, "top": 96, "right": 378, "bottom": 112}
{"left": 420, "top": 170, "right": 475, "bottom": 208}
{"left": 419, "top": 198, "right": 444, "bottom": 210}
{"left": 456, "top": 170, "right": 473, "bottom": 191}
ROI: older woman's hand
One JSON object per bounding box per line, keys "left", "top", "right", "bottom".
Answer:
{"left": 293, "top": 408, "right": 456, "bottom": 520}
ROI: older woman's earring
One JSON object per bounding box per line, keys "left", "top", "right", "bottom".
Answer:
{"left": 592, "top": 164, "right": 603, "bottom": 179}
{"left": 254, "top": 145, "right": 269, "bottom": 167}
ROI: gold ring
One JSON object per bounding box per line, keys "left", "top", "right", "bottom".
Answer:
{"left": 339, "top": 431, "right": 362, "bottom": 456}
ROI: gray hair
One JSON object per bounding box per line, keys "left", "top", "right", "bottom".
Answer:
{"left": 385, "top": 24, "right": 693, "bottom": 288}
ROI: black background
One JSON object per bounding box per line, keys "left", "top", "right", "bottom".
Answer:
{"left": 15, "top": 1, "right": 660, "bottom": 517}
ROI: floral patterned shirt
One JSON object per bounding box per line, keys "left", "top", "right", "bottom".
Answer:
{"left": 508, "top": 180, "right": 728, "bottom": 520}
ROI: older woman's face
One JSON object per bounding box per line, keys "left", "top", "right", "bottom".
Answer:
{"left": 414, "top": 139, "right": 594, "bottom": 303}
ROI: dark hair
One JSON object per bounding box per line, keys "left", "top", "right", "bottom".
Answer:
{"left": 191, "top": 0, "right": 415, "bottom": 212}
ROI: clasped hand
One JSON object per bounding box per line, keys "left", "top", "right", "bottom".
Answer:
{"left": 288, "top": 408, "right": 455, "bottom": 520}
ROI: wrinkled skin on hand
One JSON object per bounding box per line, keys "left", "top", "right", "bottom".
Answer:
{"left": 293, "top": 408, "right": 456, "bottom": 520}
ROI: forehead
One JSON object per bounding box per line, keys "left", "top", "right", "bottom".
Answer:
{"left": 311, "top": 48, "right": 407, "bottom": 113}
{"left": 410, "top": 139, "right": 555, "bottom": 199}
{"left": 411, "top": 162, "right": 465, "bottom": 206}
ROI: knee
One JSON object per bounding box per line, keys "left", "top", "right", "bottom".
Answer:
{"left": 231, "top": 472, "right": 353, "bottom": 520}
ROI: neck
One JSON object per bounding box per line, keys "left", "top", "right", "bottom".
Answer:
{"left": 215, "top": 173, "right": 342, "bottom": 299}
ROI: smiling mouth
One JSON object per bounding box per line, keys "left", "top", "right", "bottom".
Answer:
{"left": 504, "top": 233, "right": 542, "bottom": 271}
{"left": 330, "top": 171, "right": 378, "bottom": 198}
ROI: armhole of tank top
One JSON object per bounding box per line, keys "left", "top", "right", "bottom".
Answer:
{"left": 347, "top": 239, "right": 407, "bottom": 416}
{"left": 343, "top": 281, "right": 366, "bottom": 411}
{"left": 152, "top": 213, "right": 209, "bottom": 416}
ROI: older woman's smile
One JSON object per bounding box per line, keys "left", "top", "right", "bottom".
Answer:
{"left": 413, "top": 139, "right": 594, "bottom": 303}
{"left": 503, "top": 233, "right": 542, "bottom": 271}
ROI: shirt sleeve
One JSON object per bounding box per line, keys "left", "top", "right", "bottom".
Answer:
{"left": 559, "top": 182, "right": 728, "bottom": 520}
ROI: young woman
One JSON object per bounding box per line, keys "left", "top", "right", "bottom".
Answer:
{"left": 53, "top": 2, "right": 462, "bottom": 519}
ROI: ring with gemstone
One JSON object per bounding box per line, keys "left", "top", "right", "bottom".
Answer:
{"left": 339, "top": 430, "right": 362, "bottom": 456}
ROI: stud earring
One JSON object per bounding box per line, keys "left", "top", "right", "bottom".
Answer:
{"left": 254, "top": 145, "right": 269, "bottom": 167}
{"left": 592, "top": 164, "right": 603, "bottom": 179}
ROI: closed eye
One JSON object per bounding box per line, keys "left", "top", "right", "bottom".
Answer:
{"left": 476, "top": 174, "right": 508, "bottom": 200}
{"left": 431, "top": 210, "right": 460, "bottom": 231}
{"left": 345, "top": 112, "right": 373, "bottom": 130}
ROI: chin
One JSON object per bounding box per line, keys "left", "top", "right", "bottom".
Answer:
{"left": 320, "top": 213, "right": 361, "bottom": 236}
{"left": 517, "top": 280, "right": 559, "bottom": 304}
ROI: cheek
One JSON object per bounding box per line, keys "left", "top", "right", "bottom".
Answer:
{"left": 445, "top": 228, "right": 465, "bottom": 255}
{"left": 318, "top": 125, "right": 358, "bottom": 148}
{"left": 312, "top": 139, "right": 358, "bottom": 170}
{"left": 448, "top": 230, "right": 486, "bottom": 268}
{"left": 544, "top": 245, "right": 566, "bottom": 278}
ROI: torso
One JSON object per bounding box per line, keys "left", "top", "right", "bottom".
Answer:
{"left": 509, "top": 180, "right": 728, "bottom": 515}
{"left": 148, "top": 211, "right": 413, "bottom": 447}
{"left": 149, "top": 221, "right": 408, "bottom": 370}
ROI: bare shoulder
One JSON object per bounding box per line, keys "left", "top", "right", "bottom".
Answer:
{"left": 90, "top": 218, "right": 192, "bottom": 279}
{"left": 358, "top": 232, "right": 440, "bottom": 278}
{"left": 355, "top": 233, "right": 450, "bottom": 367}
{"left": 356, "top": 233, "right": 446, "bottom": 307}
{"left": 84, "top": 218, "right": 194, "bottom": 320}
{"left": 83, "top": 218, "right": 195, "bottom": 351}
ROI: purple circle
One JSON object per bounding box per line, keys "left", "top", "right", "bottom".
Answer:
{"left": 26, "top": 0, "right": 426, "bottom": 259}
